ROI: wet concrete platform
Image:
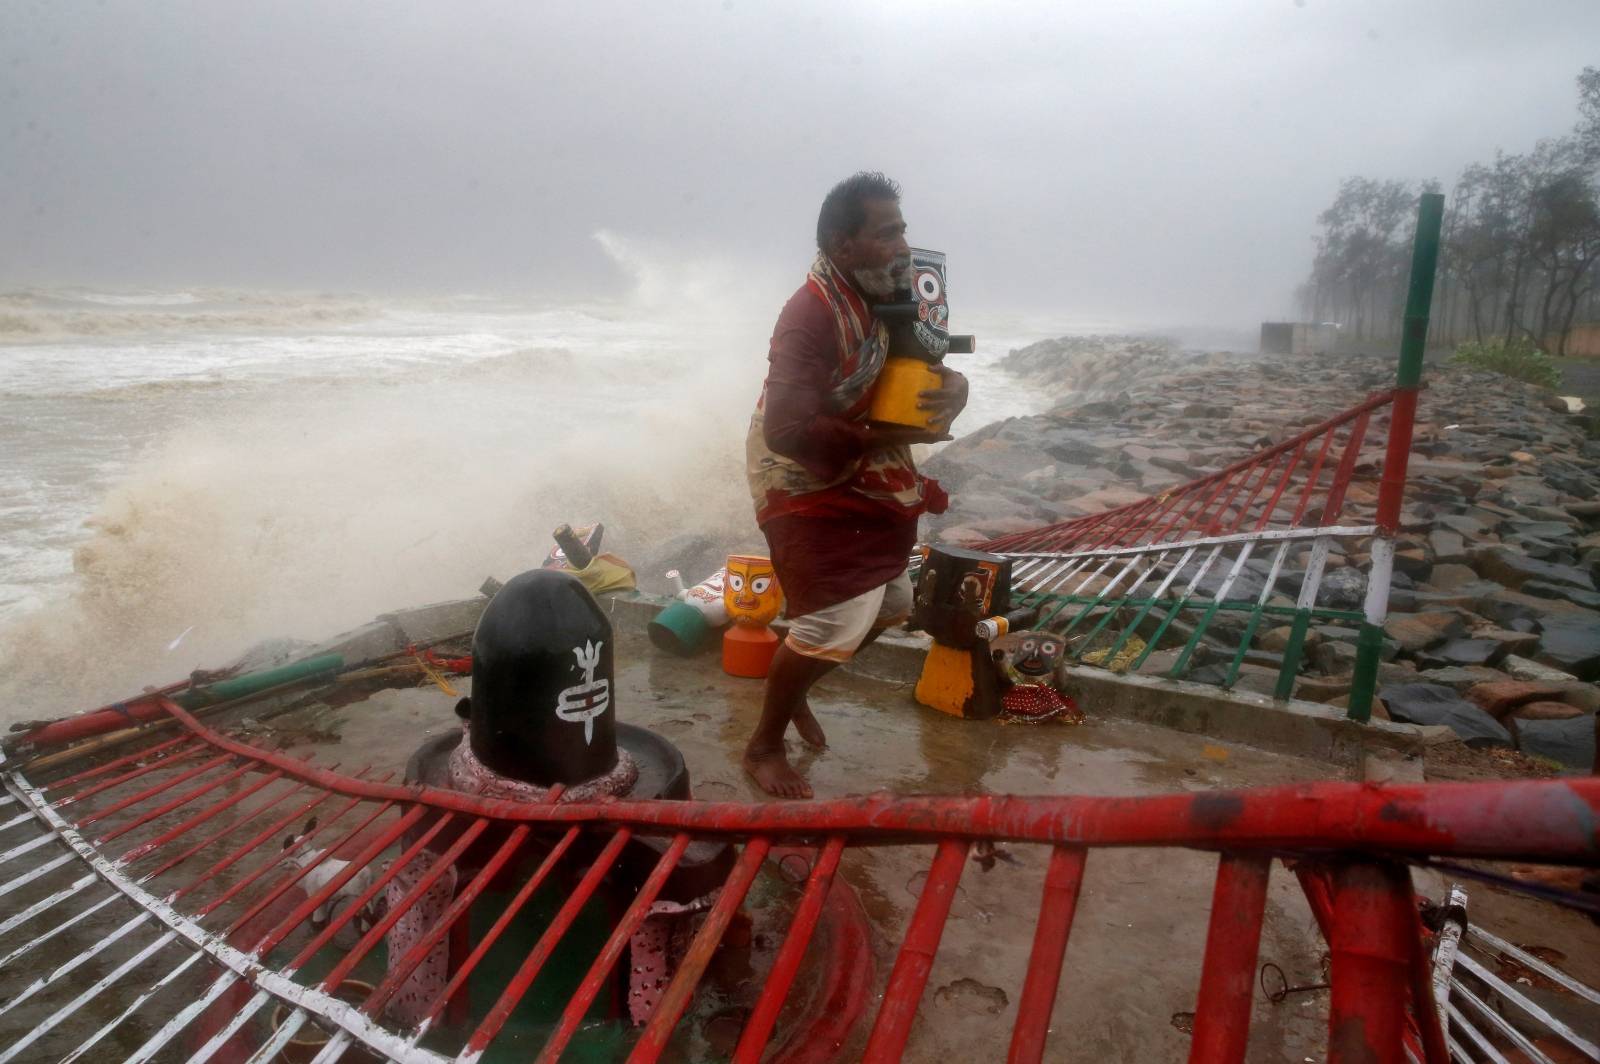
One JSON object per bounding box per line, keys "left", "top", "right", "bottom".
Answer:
{"left": 283, "top": 626, "right": 1350, "bottom": 1061}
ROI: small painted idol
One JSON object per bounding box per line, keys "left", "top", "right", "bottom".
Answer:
{"left": 723, "top": 553, "right": 783, "bottom": 628}
{"left": 909, "top": 248, "right": 951, "bottom": 357}
{"left": 991, "top": 630, "right": 1084, "bottom": 724}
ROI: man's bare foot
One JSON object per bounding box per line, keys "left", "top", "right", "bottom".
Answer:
{"left": 791, "top": 701, "right": 827, "bottom": 748}
{"left": 743, "top": 745, "right": 813, "bottom": 799}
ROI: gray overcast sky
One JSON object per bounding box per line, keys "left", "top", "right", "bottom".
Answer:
{"left": 3, "top": 0, "right": 1596, "bottom": 326}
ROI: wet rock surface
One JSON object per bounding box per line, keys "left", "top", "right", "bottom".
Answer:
{"left": 1379, "top": 682, "right": 1514, "bottom": 747}
{"left": 929, "top": 336, "right": 1600, "bottom": 766}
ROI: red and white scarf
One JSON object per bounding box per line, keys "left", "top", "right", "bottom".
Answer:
{"left": 746, "top": 254, "right": 933, "bottom": 523}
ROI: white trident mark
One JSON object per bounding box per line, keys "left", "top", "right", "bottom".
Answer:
{"left": 555, "top": 639, "right": 610, "bottom": 744}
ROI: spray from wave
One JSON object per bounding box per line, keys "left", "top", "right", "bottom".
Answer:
{"left": 0, "top": 237, "right": 788, "bottom": 718}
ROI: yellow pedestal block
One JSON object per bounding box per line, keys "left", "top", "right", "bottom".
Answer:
{"left": 914, "top": 642, "right": 977, "bottom": 718}
{"left": 867, "top": 357, "right": 944, "bottom": 430}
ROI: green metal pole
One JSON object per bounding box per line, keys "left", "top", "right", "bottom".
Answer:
{"left": 173, "top": 653, "right": 345, "bottom": 708}
{"left": 1346, "top": 192, "right": 1443, "bottom": 723}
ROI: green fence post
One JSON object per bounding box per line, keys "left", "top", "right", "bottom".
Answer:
{"left": 1346, "top": 192, "right": 1444, "bottom": 722}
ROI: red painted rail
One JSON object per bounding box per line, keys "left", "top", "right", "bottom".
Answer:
{"left": 966, "top": 385, "right": 1399, "bottom": 704}
{"left": 979, "top": 390, "right": 1394, "bottom": 557}
{"left": 3, "top": 694, "right": 1595, "bottom": 1063}
{"left": 133, "top": 698, "right": 1600, "bottom": 862}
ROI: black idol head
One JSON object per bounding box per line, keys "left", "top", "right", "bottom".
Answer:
{"left": 911, "top": 545, "right": 1012, "bottom": 649}
{"left": 466, "top": 568, "right": 619, "bottom": 787}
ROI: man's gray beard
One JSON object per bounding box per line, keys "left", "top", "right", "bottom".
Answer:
{"left": 852, "top": 258, "right": 910, "bottom": 299}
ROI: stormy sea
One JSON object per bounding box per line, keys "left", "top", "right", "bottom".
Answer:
{"left": 0, "top": 275, "right": 1080, "bottom": 722}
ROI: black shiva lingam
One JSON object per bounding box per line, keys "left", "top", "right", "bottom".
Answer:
{"left": 392, "top": 568, "right": 731, "bottom": 1029}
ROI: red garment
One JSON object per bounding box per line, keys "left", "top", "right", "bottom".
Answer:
{"left": 758, "top": 284, "right": 874, "bottom": 495}
{"left": 754, "top": 277, "right": 947, "bottom": 618}
{"left": 763, "top": 512, "right": 919, "bottom": 619}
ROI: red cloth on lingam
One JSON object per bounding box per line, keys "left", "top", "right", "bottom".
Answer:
{"left": 382, "top": 729, "right": 703, "bottom": 1029}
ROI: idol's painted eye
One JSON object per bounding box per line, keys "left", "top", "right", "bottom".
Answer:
{"left": 1022, "top": 639, "right": 1036, "bottom": 654}
{"left": 751, "top": 577, "right": 772, "bottom": 594}
{"left": 728, "top": 573, "right": 745, "bottom": 592}
{"left": 915, "top": 269, "right": 942, "bottom": 303}
{"left": 1041, "top": 641, "right": 1059, "bottom": 656}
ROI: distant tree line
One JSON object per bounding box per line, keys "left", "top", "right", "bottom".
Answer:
{"left": 1297, "top": 68, "right": 1600, "bottom": 355}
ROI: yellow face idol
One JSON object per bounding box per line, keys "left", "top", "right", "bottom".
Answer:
{"left": 723, "top": 554, "right": 783, "bottom": 627}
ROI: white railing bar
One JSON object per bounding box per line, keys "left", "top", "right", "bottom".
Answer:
{"left": 242, "top": 1010, "right": 313, "bottom": 1064}
{"left": 123, "top": 971, "right": 244, "bottom": 1064}
{"left": 1179, "top": 545, "right": 1227, "bottom": 599}
{"left": 0, "top": 871, "right": 96, "bottom": 941}
{"left": 1207, "top": 542, "right": 1257, "bottom": 606}
{"left": 0, "top": 829, "right": 55, "bottom": 870}
{"left": 1024, "top": 557, "right": 1084, "bottom": 594}
{"left": 1146, "top": 546, "right": 1200, "bottom": 603}
{"left": 1020, "top": 558, "right": 1088, "bottom": 601}
{"left": 1455, "top": 952, "right": 1596, "bottom": 1060}
{"left": 1066, "top": 557, "right": 1117, "bottom": 598}
{"left": 1431, "top": 886, "right": 1468, "bottom": 1022}
{"left": 59, "top": 950, "right": 207, "bottom": 1064}
{"left": 0, "top": 849, "right": 74, "bottom": 899}
{"left": 1254, "top": 541, "right": 1292, "bottom": 608}
{"left": 1450, "top": 978, "right": 1556, "bottom": 1064}
{"left": 1086, "top": 548, "right": 1173, "bottom": 618}
{"left": 185, "top": 987, "right": 276, "bottom": 1064}
{"left": 0, "top": 929, "right": 179, "bottom": 1064}
{"left": 1446, "top": 1001, "right": 1512, "bottom": 1064}
{"left": 4, "top": 772, "right": 450, "bottom": 1064}
{"left": 1465, "top": 924, "right": 1600, "bottom": 1007}
{"left": 1009, "top": 558, "right": 1047, "bottom": 582}
{"left": 309, "top": 1029, "right": 356, "bottom": 1064}
{"left": 1068, "top": 553, "right": 1148, "bottom": 618}
{"left": 0, "top": 909, "right": 150, "bottom": 1023}
{"left": 1042, "top": 556, "right": 1095, "bottom": 593}
{"left": 1293, "top": 537, "right": 1335, "bottom": 613}
{"left": 0, "top": 887, "right": 122, "bottom": 976}
{"left": 996, "top": 524, "right": 1378, "bottom": 564}
{"left": 1445, "top": 1033, "right": 1479, "bottom": 1064}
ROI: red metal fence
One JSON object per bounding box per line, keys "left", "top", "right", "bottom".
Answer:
{"left": 3, "top": 695, "right": 1597, "bottom": 1062}
{"left": 973, "top": 389, "right": 1393, "bottom": 703}
{"left": 974, "top": 195, "right": 1449, "bottom": 725}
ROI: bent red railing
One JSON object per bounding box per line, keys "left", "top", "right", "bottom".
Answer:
{"left": 2, "top": 693, "right": 1596, "bottom": 1062}
{"left": 972, "top": 196, "right": 1449, "bottom": 725}
{"left": 970, "top": 386, "right": 1394, "bottom": 707}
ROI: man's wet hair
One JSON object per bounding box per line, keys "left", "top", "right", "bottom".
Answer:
{"left": 816, "top": 171, "right": 901, "bottom": 252}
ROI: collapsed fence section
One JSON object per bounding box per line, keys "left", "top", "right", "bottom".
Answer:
{"left": 2, "top": 694, "right": 1597, "bottom": 1063}
{"left": 977, "top": 390, "right": 1389, "bottom": 703}
{"left": 976, "top": 194, "right": 1445, "bottom": 721}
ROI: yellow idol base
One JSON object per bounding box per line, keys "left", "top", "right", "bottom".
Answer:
{"left": 867, "top": 357, "right": 944, "bottom": 430}
{"left": 914, "top": 642, "right": 1004, "bottom": 719}
{"left": 914, "top": 642, "right": 976, "bottom": 717}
